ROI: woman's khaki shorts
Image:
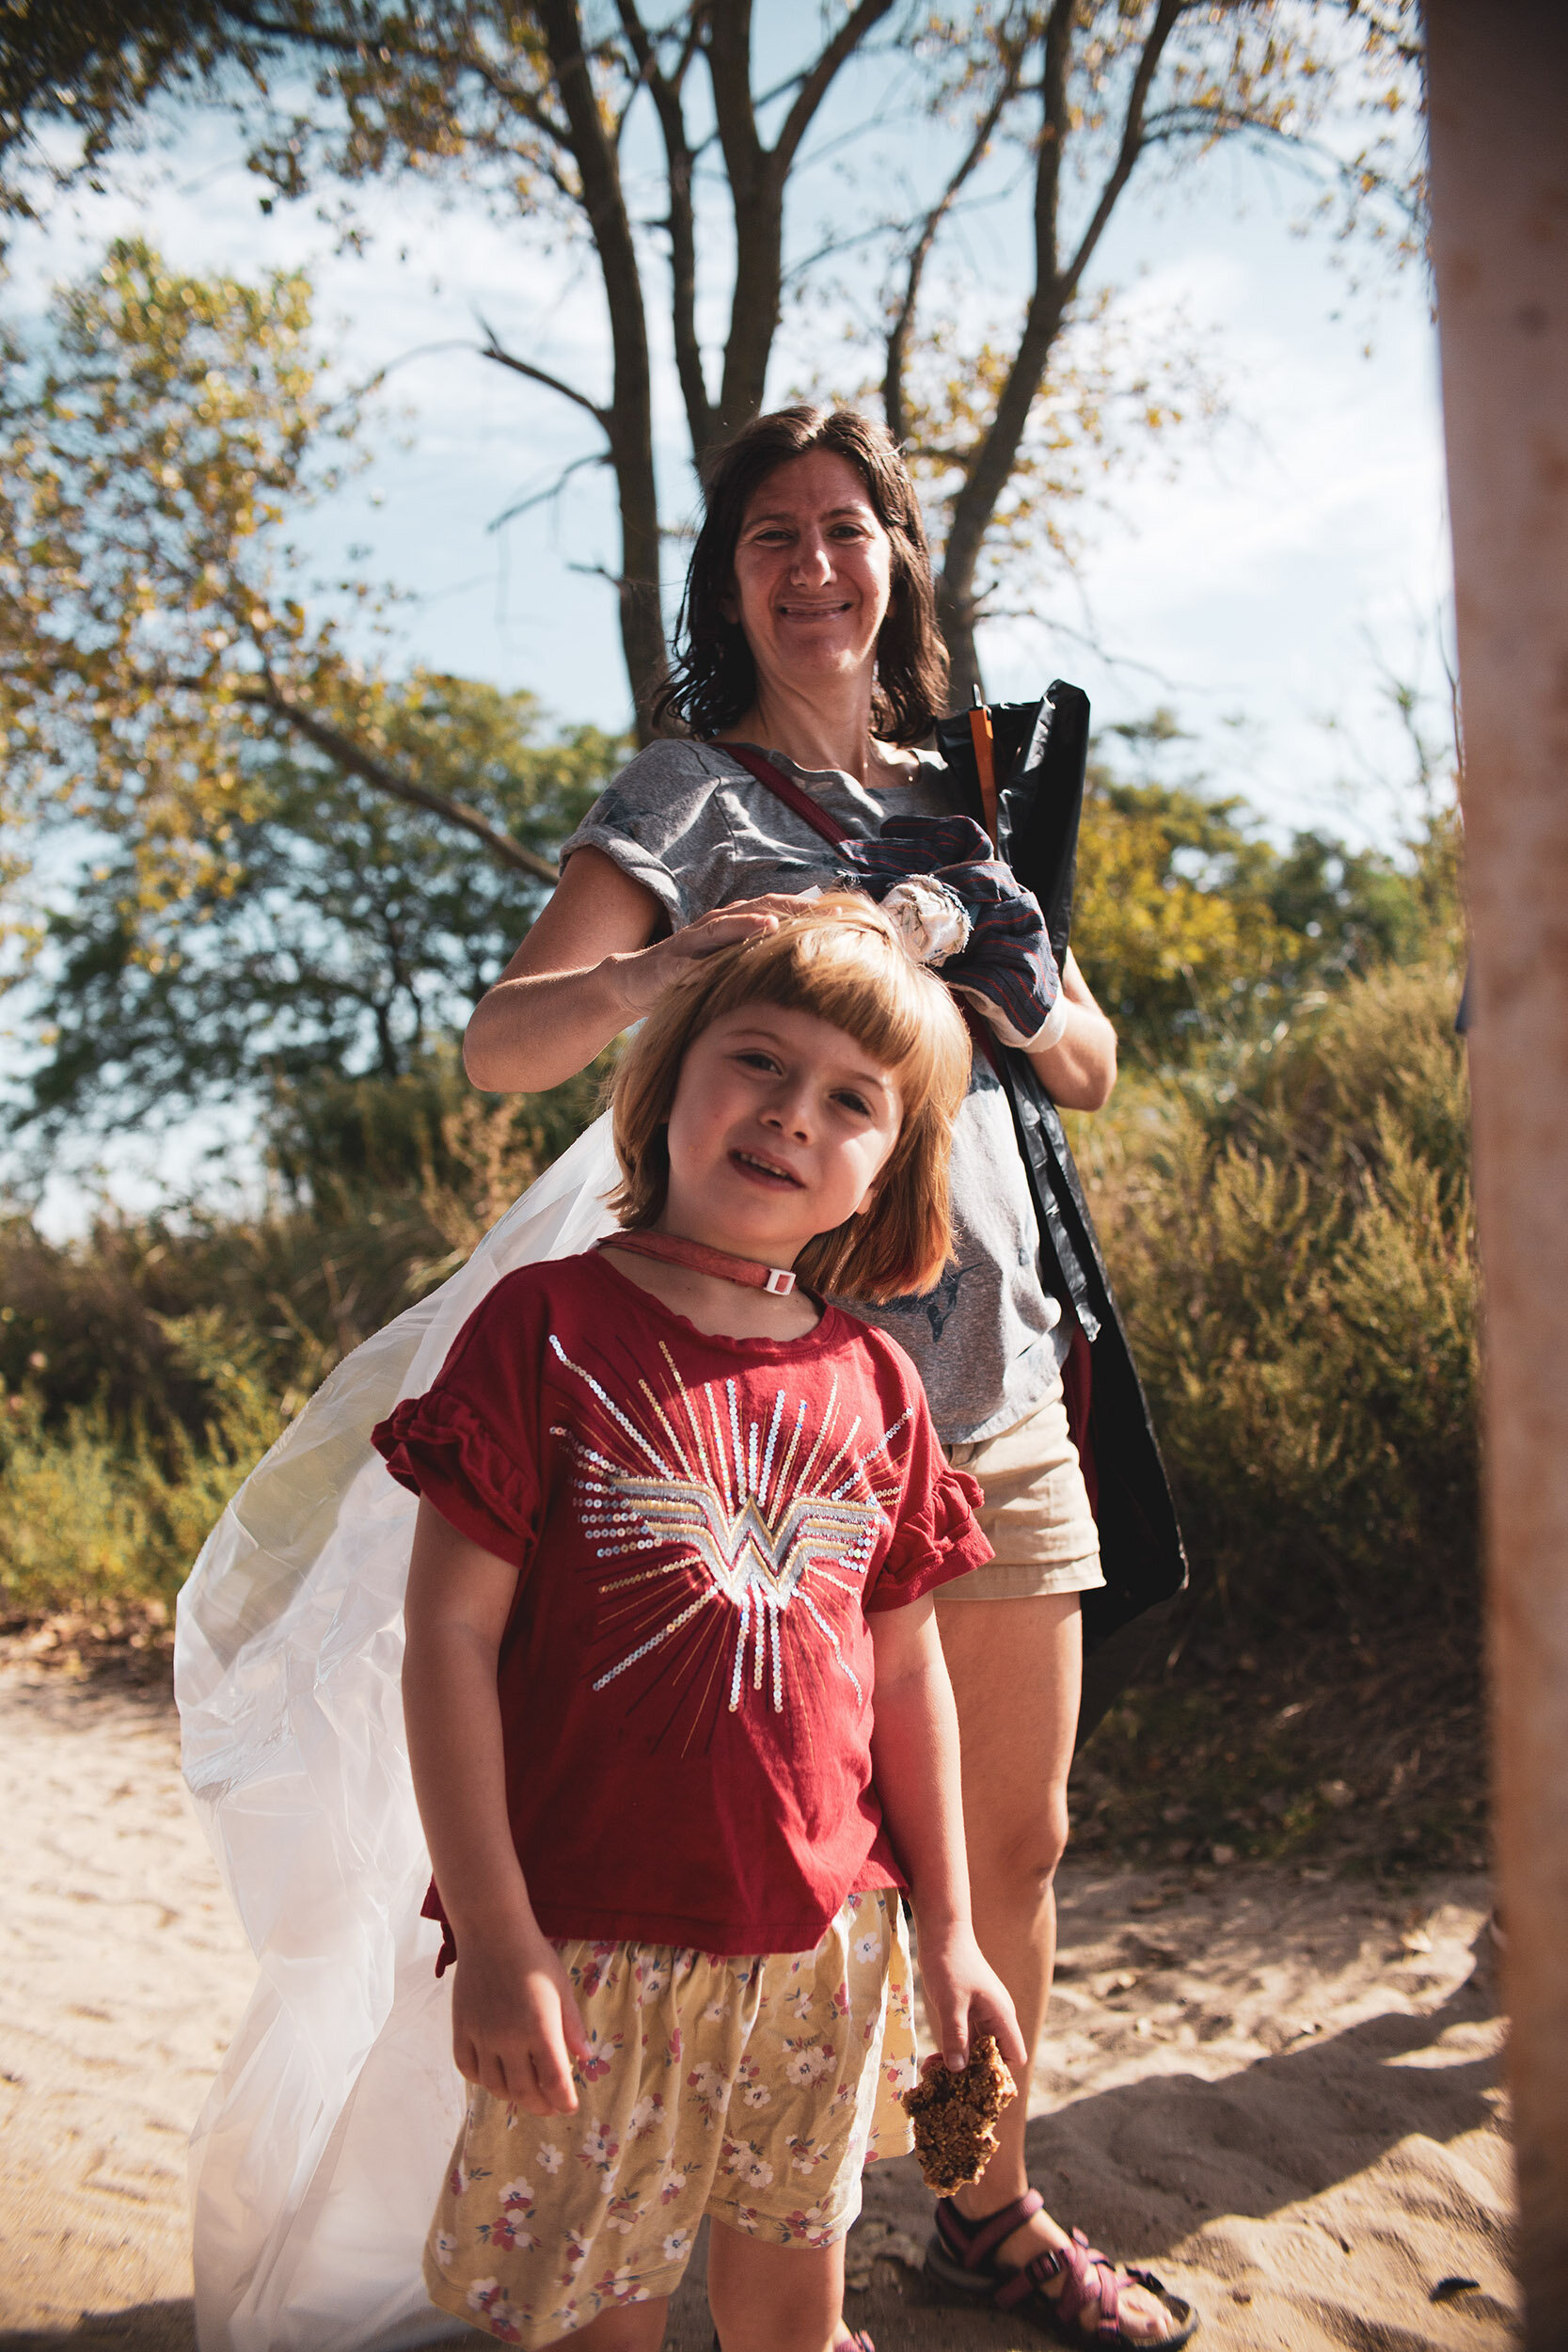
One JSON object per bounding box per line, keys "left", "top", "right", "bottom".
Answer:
{"left": 942, "top": 1376, "right": 1103, "bottom": 1602}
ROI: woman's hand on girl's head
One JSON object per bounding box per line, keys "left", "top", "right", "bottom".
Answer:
{"left": 463, "top": 833, "right": 819, "bottom": 1097}
{"left": 606, "top": 892, "right": 819, "bottom": 1023}
{"left": 913, "top": 1921, "right": 1028, "bottom": 2080}
{"left": 451, "top": 1919, "right": 593, "bottom": 2116}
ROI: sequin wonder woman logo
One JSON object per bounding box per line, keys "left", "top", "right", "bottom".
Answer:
{"left": 548, "top": 1337, "right": 911, "bottom": 1715}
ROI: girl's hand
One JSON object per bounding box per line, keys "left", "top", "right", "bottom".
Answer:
{"left": 451, "top": 1918, "right": 594, "bottom": 2115}
{"left": 914, "top": 1919, "right": 1028, "bottom": 2079}
{"left": 606, "top": 892, "right": 816, "bottom": 1022}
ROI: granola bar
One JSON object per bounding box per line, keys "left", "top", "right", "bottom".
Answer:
{"left": 901, "top": 2034, "right": 1018, "bottom": 2194}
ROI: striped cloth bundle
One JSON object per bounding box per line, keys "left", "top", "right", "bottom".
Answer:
{"left": 837, "top": 814, "right": 1066, "bottom": 1052}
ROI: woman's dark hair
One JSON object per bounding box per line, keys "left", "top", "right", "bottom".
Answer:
{"left": 653, "top": 405, "right": 950, "bottom": 747}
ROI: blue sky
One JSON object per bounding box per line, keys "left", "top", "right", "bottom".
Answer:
{"left": 8, "top": 27, "right": 1449, "bottom": 1229}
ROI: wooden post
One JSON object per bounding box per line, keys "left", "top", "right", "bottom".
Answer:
{"left": 1425, "top": 6, "right": 1568, "bottom": 2335}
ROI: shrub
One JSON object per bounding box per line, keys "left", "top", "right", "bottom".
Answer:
{"left": 1062, "top": 951, "right": 1481, "bottom": 1866}
{"left": 1073, "top": 951, "right": 1478, "bottom": 1646}
{"left": 0, "top": 1048, "right": 611, "bottom": 1617}
{"left": 0, "top": 1328, "right": 278, "bottom": 1615}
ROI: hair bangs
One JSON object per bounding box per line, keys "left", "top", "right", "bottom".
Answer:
{"left": 692, "top": 910, "right": 939, "bottom": 1104}
{"left": 607, "top": 897, "right": 972, "bottom": 1301}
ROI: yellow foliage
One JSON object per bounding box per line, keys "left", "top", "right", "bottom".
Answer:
{"left": 0, "top": 239, "right": 365, "bottom": 954}
{"left": 0, "top": 1369, "right": 277, "bottom": 1617}
{"left": 1070, "top": 954, "right": 1477, "bottom": 1639}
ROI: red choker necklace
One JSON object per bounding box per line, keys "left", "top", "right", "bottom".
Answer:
{"left": 598, "top": 1231, "right": 798, "bottom": 1296}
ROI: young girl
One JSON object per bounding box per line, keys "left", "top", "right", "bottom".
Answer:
{"left": 372, "top": 898, "right": 1025, "bottom": 2352}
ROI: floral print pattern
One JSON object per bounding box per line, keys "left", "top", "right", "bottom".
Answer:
{"left": 422, "top": 1892, "right": 915, "bottom": 2345}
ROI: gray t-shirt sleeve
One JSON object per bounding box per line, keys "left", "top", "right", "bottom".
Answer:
{"left": 558, "top": 740, "right": 750, "bottom": 929}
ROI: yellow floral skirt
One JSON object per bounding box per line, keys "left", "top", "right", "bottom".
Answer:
{"left": 424, "top": 1889, "right": 916, "bottom": 2345}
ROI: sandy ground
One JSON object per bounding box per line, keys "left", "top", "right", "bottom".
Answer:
{"left": 0, "top": 1655, "right": 1516, "bottom": 2351}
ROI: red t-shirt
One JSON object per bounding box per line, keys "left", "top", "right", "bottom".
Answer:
{"left": 373, "top": 1249, "right": 990, "bottom": 1957}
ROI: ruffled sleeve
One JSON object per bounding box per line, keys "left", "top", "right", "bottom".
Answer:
{"left": 372, "top": 1386, "right": 540, "bottom": 1570}
{"left": 867, "top": 1460, "right": 991, "bottom": 1609}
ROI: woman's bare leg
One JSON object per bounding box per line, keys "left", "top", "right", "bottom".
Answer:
{"left": 937, "top": 1590, "right": 1174, "bottom": 2344}
{"left": 708, "top": 2220, "right": 844, "bottom": 2352}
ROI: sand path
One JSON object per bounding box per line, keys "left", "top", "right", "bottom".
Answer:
{"left": 0, "top": 1656, "right": 1517, "bottom": 2350}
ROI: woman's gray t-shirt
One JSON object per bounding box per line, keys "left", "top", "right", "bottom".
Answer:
{"left": 559, "top": 738, "right": 1069, "bottom": 1444}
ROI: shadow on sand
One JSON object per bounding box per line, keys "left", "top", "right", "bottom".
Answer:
{"left": 673, "top": 1943, "right": 1510, "bottom": 2348}
{"left": 0, "top": 2307, "right": 197, "bottom": 2352}
{"left": 3, "top": 1946, "right": 1508, "bottom": 2352}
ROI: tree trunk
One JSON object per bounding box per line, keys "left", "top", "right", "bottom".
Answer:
{"left": 705, "top": 0, "right": 895, "bottom": 448}
{"left": 706, "top": 0, "right": 782, "bottom": 443}
{"left": 933, "top": 7, "right": 1071, "bottom": 707}
{"left": 535, "top": 0, "right": 666, "bottom": 739}
{"left": 1426, "top": 7, "right": 1568, "bottom": 2336}
{"left": 609, "top": 418, "right": 669, "bottom": 742}
{"left": 935, "top": 576, "right": 984, "bottom": 706}
{"left": 715, "top": 168, "right": 784, "bottom": 439}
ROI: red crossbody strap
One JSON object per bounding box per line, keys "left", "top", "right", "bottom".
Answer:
{"left": 722, "top": 739, "right": 994, "bottom": 1077}
{"left": 720, "top": 743, "right": 853, "bottom": 849}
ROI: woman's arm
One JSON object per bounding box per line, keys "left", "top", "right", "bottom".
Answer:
{"left": 1027, "top": 947, "right": 1117, "bottom": 1112}
{"left": 464, "top": 846, "right": 810, "bottom": 1094}
{"left": 868, "top": 1596, "right": 1026, "bottom": 2074}
{"left": 403, "top": 1498, "right": 590, "bottom": 2112}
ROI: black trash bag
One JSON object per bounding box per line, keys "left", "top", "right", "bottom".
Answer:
{"left": 935, "top": 683, "right": 1188, "bottom": 1743}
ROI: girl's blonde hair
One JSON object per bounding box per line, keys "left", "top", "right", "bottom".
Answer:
{"left": 609, "top": 895, "right": 973, "bottom": 1302}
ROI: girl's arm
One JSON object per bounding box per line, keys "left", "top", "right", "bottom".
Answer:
{"left": 403, "top": 1497, "right": 591, "bottom": 2113}
{"left": 463, "top": 845, "right": 811, "bottom": 1094}
{"left": 1027, "top": 946, "right": 1117, "bottom": 1112}
{"left": 868, "top": 1596, "right": 1026, "bottom": 2075}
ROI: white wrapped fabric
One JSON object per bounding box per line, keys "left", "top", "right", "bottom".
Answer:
{"left": 175, "top": 1114, "right": 622, "bottom": 2352}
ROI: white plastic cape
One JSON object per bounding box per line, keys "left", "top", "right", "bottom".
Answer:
{"left": 174, "top": 1114, "right": 622, "bottom": 2352}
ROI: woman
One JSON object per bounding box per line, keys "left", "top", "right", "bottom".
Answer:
{"left": 463, "top": 405, "right": 1185, "bottom": 2347}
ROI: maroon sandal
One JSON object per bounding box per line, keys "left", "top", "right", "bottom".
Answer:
{"left": 926, "top": 2190, "right": 1198, "bottom": 2346}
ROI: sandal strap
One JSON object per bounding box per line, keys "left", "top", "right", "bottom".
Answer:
{"left": 971, "top": 2222, "right": 1185, "bottom": 2349}
{"left": 935, "top": 2187, "right": 1045, "bottom": 2271}
{"left": 1063, "top": 2229, "right": 1120, "bottom": 2340}
{"left": 994, "top": 2242, "right": 1064, "bottom": 2312}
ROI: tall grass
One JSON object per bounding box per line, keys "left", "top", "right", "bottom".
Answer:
{"left": 1065, "top": 950, "right": 1481, "bottom": 1867}
{"left": 0, "top": 1049, "right": 606, "bottom": 1618}
{"left": 0, "top": 1347, "right": 278, "bottom": 1619}
{"left": 1076, "top": 952, "right": 1477, "bottom": 1647}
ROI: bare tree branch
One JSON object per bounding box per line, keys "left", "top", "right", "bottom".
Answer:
{"left": 1059, "top": 0, "right": 1187, "bottom": 304}
{"left": 486, "top": 448, "right": 610, "bottom": 532}
{"left": 937, "top": 0, "right": 1185, "bottom": 693}
{"left": 884, "top": 35, "right": 1024, "bottom": 446}
{"left": 615, "top": 0, "right": 716, "bottom": 451}
{"left": 237, "top": 680, "right": 561, "bottom": 884}
{"left": 477, "top": 317, "right": 610, "bottom": 430}
{"left": 347, "top": 337, "right": 483, "bottom": 401}
{"left": 774, "top": 0, "right": 899, "bottom": 173}
{"left": 709, "top": 0, "right": 896, "bottom": 437}
{"left": 444, "top": 20, "right": 575, "bottom": 148}
{"left": 531, "top": 0, "right": 666, "bottom": 731}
